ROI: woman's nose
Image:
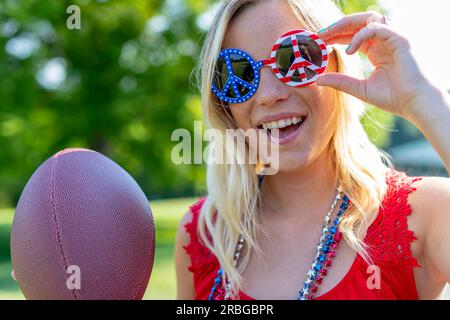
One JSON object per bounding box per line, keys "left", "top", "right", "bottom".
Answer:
{"left": 253, "top": 67, "right": 289, "bottom": 106}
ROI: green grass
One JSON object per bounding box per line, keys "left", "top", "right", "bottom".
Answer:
{"left": 0, "top": 197, "right": 198, "bottom": 300}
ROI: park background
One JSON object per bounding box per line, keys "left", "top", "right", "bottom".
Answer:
{"left": 0, "top": 0, "right": 449, "bottom": 299}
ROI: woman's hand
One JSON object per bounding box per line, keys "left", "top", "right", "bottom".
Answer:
{"left": 316, "top": 11, "right": 434, "bottom": 118}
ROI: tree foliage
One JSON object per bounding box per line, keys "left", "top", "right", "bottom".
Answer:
{"left": 0, "top": 0, "right": 383, "bottom": 206}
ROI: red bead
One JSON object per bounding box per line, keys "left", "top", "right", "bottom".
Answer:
{"left": 334, "top": 232, "right": 342, "bottom": 241}
{"left": 324, "top": 260, "right": 332, "bottom": 267}
{"left": 316, "top": 277, "right": 323, "bottom": 284}
{"left": 320, "top": 268, "right": 327, "bottom": 276}
{"left": 311, "top": 286, "right": 318, "bottom": 294}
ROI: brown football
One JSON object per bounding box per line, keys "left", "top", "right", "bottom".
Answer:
{"left": 10, "top": 148, "right": 155, "bottom": 299}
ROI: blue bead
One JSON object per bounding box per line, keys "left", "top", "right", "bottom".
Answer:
{"left": 315, "top": 263, "right": 322, "bottom": 271}
{"left": 319, "top": 255, "right": 325, "bottom": 262}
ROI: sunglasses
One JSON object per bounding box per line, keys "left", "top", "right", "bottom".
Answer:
{"left": 212, "top": 29, "right": 330, "bottom": 105}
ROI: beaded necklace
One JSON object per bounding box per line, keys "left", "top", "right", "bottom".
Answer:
{"left": 208, "top": 185, "right": 350, "bottom": 300}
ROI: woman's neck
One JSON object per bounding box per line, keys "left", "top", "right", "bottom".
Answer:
{"left": 261, "top": 146, "right": 339, "bottom": 218}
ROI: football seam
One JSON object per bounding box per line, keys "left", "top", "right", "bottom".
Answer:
{"left": 49, "top": 151, "right": 79, "bottom": 300}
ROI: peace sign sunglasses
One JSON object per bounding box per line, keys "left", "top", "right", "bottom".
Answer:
{"left": 212, "top": 29, "right": 331, "bottom": 105}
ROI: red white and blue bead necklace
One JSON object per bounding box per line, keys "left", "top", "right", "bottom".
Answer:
{"left": 208, "top": 187, "right": 350, "bottom": 300}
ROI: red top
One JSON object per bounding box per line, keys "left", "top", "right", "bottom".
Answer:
{"left": 183, "top": 169, "right": 423, "bottom": 300}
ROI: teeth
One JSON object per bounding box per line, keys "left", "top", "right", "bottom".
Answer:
{"left": 262, "top": 116, "right": 304, "bottom": 130}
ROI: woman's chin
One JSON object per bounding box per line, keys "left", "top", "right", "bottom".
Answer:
{"left": 275, "top": 153, "right": 311, "bottom": 174}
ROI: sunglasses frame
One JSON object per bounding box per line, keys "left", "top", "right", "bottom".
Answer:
{"left": 212, "top": 29, "right": 330, "bottom": 105}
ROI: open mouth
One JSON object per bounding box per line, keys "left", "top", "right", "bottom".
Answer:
{"left": 258, "top": 115, "right": 306, "bottom": 141}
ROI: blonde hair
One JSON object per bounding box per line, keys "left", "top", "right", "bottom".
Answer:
{"left": 194, "top": 0, "right": 393, "bottom": 298}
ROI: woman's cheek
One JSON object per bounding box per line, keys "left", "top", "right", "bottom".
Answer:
{"left": 229, "top": 105, "right": 253, "bottom": 130}
{"left": 310, "top": 86, "right": 337, "bottom": 141}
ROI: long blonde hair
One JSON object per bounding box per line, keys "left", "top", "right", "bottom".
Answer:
{"left": 194, "top": 0, "right": 393, "bottom": 297}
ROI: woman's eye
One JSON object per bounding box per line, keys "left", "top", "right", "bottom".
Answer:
{"left": 242, "top": 63, "right": 254, "bottom": 83}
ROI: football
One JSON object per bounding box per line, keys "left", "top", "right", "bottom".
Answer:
{"left": 10, "top": 148, "right": 155, "bottom": 299}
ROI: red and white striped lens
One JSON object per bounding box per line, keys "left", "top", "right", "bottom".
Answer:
{"left": 265, "top": 29, "right": 329, "bottom": 87}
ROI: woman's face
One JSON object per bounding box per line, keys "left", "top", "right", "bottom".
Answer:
{"left": 222, "top": 0, "right": 338, "bottom": 173}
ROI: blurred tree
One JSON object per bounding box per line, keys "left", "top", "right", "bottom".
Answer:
{"left": 0, "top": 0, "right": 210, "bottom": 205}
{"left": 0, "top": 0, "right": 387, "bottom": 206}
{"left": 338, "top": 0, "right": 381, "bottom": 14}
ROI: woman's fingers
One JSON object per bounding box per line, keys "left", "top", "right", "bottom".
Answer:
{"left": 319, "top": 11, "right": 385, "bottom": 40}
{"left": 345, "top": 22, "right": 407, "bottom": 55}
{"left": 316, "top": 73, "right": 368, "bottom": 102}
{"left": 323, "top": 34, "right": 354, "bottom": 46}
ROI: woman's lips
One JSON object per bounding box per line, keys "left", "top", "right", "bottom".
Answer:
{"left": 256, "top": 112, "right": 307, "bottom": 127}
{"left": 268, "top": 117, "right": 306, "bottom": 145}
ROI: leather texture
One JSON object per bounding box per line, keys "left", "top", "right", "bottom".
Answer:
{"left": 11, "top": 148, "right": 155, "bottom": 300}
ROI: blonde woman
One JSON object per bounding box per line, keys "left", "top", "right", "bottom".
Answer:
{"left": 175, "top": 0, "right": 450, "bottom": 300}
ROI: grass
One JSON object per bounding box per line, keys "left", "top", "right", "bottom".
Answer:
{"left": 4, "top": 197, "right": 448, "bottom": 300}
{"left": 0, "top": 197, "right": 199, "bottom": 300}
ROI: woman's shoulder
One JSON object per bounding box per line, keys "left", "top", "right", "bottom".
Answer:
{"left": 403, "top": 170, "right": 450, "bottom": 208}
{"left": 367, "top": 167, "right": 450, "bottom": 266}
{"left": 362, "top": 168, "right": 424, "bottom": 267}
{"left": 180, "top": 196, "right": 216, "bottom": 273}
{"left": 182, "top": 197, "right": 208, "bottom": 236}
{"left": 384, "top": 168, "right": 450, "bottom": 241}
{"left": 176, "top": 197, "right": 208, "bottom": 251}
{"left": 383, "top": 167, "right": 423, "bottom": 193}
{"left": 390, "top": 169, "right": 450, "bottom": 289}
{"left": 376, "top": 168, "right": 425, "bottom": 228}
{"left": 383, "top": 167, "right": 450, "bottom": 200}
{"left": 398, "top": 170, "right": 450, "bottom": 248}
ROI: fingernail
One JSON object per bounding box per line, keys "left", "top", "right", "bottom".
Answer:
{"left": 345, "top": 45, "right": 351, "bottom": 53}
{"left": 318, "top": 22, "right": 336, "bottom": 34}
{"left": 326, "top": 22, "right": 337, "bottom": 30}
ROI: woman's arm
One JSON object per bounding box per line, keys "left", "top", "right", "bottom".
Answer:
{"left": 420, "top": 178, "right": 450, "bottom": 285}
{"left": 317, "top": 11, "right": 450, "bottom": 288}
{"left": 402, "top": 86, "right": 450, "bottom": 173}
{"left": 174, "top": 211, "right": 196, "bottom": 299}
{"left": 406, "top": 175, "right": 450, "bottom": 295}
{"left": 317, "top": 12, "right": 450, "bottom": 173}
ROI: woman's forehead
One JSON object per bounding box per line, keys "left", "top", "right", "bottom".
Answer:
{"left": 223, "top": 1, "right": 305, "bottom": 59}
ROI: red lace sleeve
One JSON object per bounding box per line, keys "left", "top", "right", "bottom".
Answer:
{"left": 182, "top": 197, "right": 222, "bottom": 299}
{"left": 183, "top": 197, "right": 217, "bottom": 274}
{"left": 365, "top": 169, "right": 423, "bottom": 268}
